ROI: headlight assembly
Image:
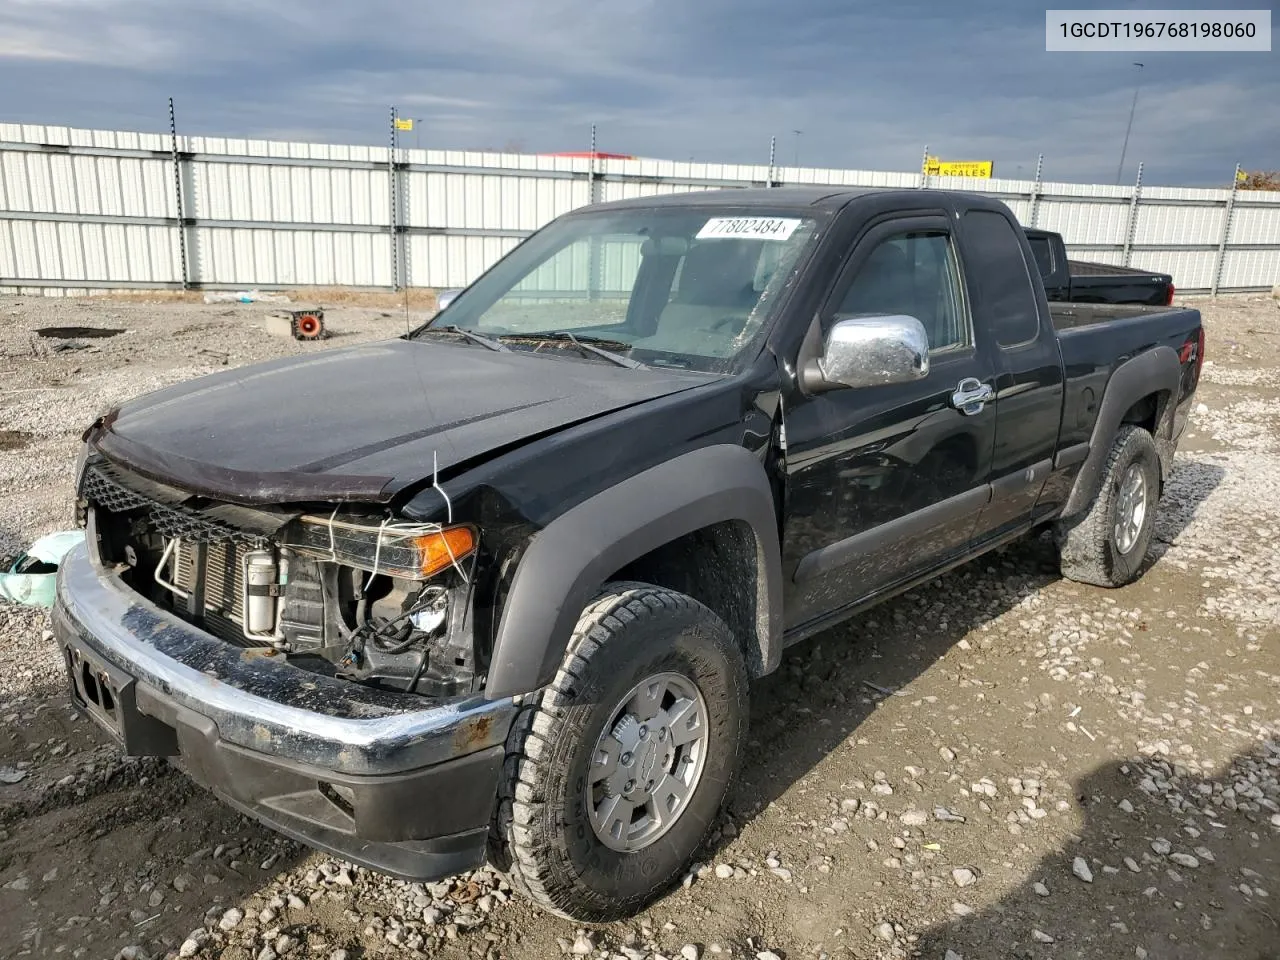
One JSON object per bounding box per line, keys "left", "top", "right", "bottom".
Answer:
{"left": 285, "top": 515, "right": 477, "bottom": 581}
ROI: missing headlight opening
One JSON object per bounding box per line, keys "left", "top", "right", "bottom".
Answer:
{"left": 88, "top": 458, "right": 479, "bottom": 698}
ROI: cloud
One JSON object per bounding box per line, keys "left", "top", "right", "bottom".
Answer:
{"left": 0, "top": 29, "right": 83, "bottom": 61}
{"left": 0, "top": 9, "right": 182, "bottom": 67}
{"left": 0, "top": 0, "right": 1275, "bottom": 185}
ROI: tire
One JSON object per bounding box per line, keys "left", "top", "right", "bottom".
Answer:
{"left": 1056, "top": 424, "right": 1160, "bottom": 588}
{"left": 488, "top": 581, "right": 749, "bottom": 922}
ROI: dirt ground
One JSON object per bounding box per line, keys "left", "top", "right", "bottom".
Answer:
{"left": 0, "top": 291, "right": 1277, "bottom": 960}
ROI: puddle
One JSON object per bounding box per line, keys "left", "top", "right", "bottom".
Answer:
{"left": 35, "top": 326, "right": 125, "bottom": 339}
{"left": 0, "top": 431, "right": 33, "bottom": 451}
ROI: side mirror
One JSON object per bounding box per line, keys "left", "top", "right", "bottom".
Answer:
{"left": 803, "top": 315, "right": 930, "bottom": 392}
{"left": 435, "top": 288, "right": 463, "bottom": 311}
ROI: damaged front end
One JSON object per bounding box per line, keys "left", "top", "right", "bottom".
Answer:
{"left": 77, "top": 455, "right": 481, "bottom": 698}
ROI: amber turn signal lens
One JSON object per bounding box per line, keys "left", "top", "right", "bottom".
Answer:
{"left": 414, "top": 525, "right": 477, "bottom": 578}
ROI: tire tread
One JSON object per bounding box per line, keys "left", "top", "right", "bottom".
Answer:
{"left": 487, "top": 581, "right": 720, "bottom": 920}
{"left": 1057, "top": 424, "right": 1159, "bottom": 588}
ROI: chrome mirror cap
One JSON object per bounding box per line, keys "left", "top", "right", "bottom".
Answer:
{"left": 435, "top": 288, "right": 463, "bottom": 311}
{"left": 813, "top": 314, "right": 930, "bottom": 390}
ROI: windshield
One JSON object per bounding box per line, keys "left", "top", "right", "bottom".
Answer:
{"left": 416, "top": 207, "right": 820, "bottom": 372}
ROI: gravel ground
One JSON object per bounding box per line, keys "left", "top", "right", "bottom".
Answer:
{"left": 1, "top": 292, "right": 1277, "bottom": 960}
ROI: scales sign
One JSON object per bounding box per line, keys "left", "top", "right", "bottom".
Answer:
{"left": 923, "top": 156, "right": 993, "bottom": 178}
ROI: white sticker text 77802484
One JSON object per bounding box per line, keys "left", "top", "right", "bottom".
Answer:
{"left": 694, "top": 217, "right": 802, "bottom": 241}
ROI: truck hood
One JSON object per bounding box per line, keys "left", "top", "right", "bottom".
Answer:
{"left": 89, "top": 339, "right": 711, "bottom": 504}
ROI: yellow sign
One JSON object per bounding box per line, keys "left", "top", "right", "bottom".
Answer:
{"left": 394, "top": 118, "right": 414, "bottom": 131}
{"left": 1236, "top": 168, "right": 1248, "bottom": 182}
{"left": 923, "top": 155, "right": 993, "bottom": 178}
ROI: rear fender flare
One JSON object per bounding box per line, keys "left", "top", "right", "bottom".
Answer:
{"left": 484, "top": 444, "right": 783, "bottom": 700}
{"left": 1062, "top": 345, "right": 1180, "bottom": 519}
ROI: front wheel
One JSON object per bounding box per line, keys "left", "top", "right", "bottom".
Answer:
{"left": 1056, "top": 424, "right": 1161, "bottom": 587}
{"left": 488, "top": 582, "right": 749, "bottom": 921}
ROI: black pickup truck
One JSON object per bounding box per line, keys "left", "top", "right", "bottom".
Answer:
{"left": 55, "top": 188, "right": 1203, "bottom": 921}
{"left": 1025, "top": 227, "right": 1176, "bottom": 306}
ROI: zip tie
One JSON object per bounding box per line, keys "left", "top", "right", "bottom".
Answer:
{"left": 365, "top": 514, "right": 392, "bottom": 591}
{"left": 439, "top": 528, "right": 466, "bottom": 582}
{"left": 316, "top": 456, "right": 465, "bottom": 587}
{"left": 324, "top": 503, "right": 341, "bottom": 563}
{"left": 432, "top": 449, "right": 453, "bottom": 523}
{"left": 358, "top": 515, "right": 471, "bottom": 587}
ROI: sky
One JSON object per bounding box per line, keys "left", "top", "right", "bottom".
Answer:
{"left": 0, "top": 0, "right": 1276, "bottom": 187}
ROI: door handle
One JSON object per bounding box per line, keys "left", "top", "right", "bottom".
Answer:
{"left": 951, "top": 378, "right": 994, "bottom": 415}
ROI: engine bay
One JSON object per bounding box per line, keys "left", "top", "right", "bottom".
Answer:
{"left": 80, "top": 457, "right": 479, "bottom": 697}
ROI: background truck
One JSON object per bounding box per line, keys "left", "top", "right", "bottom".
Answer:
{"left": 56, "top": 187, "right": 1204, "bottom": 921}
{"left": 1024, "top": 226, "right": 1176, "bottom": 305}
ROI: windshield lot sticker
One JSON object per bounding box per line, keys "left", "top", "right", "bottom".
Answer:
{"left": 696, "top": 217, "right": 801, "bottom": 241}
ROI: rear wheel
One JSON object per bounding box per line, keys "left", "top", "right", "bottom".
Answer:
{"left": 1056, "top": 424, "right": 1160, "bottom": 587}
{"left": 489, "top": 582, "right": 748, "bottom": 921}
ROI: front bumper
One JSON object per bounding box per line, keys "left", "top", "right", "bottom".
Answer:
{"left": 52, "top": 542, "right": 518, "bottom": 880}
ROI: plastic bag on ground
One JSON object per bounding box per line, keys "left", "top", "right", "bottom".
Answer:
{"left": 0, "top": 530, "right": 86, "bottom": 607}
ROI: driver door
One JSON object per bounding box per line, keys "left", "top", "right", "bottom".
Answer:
{"left": 782, "top": 215, "right": 997, "bottom": 630}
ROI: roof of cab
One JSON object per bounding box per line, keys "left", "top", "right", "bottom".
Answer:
{"left": 581, "top": 186, "right": 878, "bottom": 213}
{"left": 576, "top": 186, "right": 997, "bottom": 215}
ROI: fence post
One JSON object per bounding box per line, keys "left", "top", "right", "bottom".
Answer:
{"left": 767, "top": 135, "right": 776, "bottom": 188}
{"left": 1028, "top": 154, "right": 1044, "bottom": 227}
{"left": 1211, "top": 163, "right": 1242, "bottom": 297}
{"left": 1121, "top": 161, "right": 1143, "bottom": 267}
{"left": 168, "top": 98, "right": 190, "bottom": 290}
{"left": 918, "top": 145, "right": 930, "bottom": 189}
{"left": 400, "top": 121, "right": 411, "bottom": 296}
{"left": 387, "top": 106, "right": 400, "bottom": 291}
{"left": 587, "top": 124, "right": 599, "bottom": 204}
{"left": 587, "top": 124, "right": 600, "bottom": 300}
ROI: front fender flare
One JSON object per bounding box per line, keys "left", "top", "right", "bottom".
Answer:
{"left": 484, "top": 444, "right": 783, "bottom": 700}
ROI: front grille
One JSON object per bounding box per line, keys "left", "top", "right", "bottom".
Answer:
{"left": 82, "top": 465, "right": 151, "bottom": 513}
{"left": 152, "top": 503, "right": 256, "bottom": 544}
{"left": 83, "top": 462, "right": 267, "bottom": 547}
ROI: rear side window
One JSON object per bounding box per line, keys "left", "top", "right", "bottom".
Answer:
{"left": 963, "top": 211, "right": 1041, "bottom": 347}
{"left": 1028, "top": 235, "right": 1054, "bottom": 278}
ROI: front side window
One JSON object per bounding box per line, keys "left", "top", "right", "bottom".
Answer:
{"left": 420, "top": 209, "right": 820, "bottom": 371}
{"left": 836, "top": 231, "right": 969, "bottom": 352}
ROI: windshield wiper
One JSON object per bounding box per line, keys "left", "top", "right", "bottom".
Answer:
{"left": 416, "top": 324, "right": 509, "bottom": 352}
{"left": 498, "top": 331, "right": 647, "bottom": 369}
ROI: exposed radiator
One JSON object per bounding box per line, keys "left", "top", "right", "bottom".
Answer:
{"left": 173, "top": 540, "right": 248, "bottom": 645}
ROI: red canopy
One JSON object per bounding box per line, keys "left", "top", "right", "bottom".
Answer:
{"left": 547, "top": 151, "right": 636, "bottom": 160}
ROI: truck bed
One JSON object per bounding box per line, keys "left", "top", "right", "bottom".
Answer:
{"left": 1052, "top": 303, "right": 1202, "bottom": 461}
{"left": 1050, "top": 302, "right": 1181, "bottom": 331}
{"left": 1025, "top": 228, "right": 1174, "bottom": 306}
{"left": 1067, "top": 258, "right": 1160, "bottom": 278}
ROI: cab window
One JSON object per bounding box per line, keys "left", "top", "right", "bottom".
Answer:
{"left": 837, "top": 230, "right": 970, "bottom": 352}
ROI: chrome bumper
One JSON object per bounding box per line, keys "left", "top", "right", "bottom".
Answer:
{"left": 53, "top": 542, "right": 517, "bottom": 775}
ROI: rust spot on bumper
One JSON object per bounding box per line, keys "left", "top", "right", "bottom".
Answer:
{"left": 455, "top": 714, "right": 495, "bottom": 753}
{"left": 240, "top": 647, "right": 281, "bottom": 662}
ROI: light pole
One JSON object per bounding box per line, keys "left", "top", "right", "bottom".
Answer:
{"left": 1116, "top": 62, "right": 1144, "bottom": 184}
{"left": 792, "top": 129, "right": 803, "bottom": 167}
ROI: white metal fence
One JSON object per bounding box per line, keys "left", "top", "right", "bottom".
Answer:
{"left": 2, "top": 121, "right": 1279, "bottom": 296}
